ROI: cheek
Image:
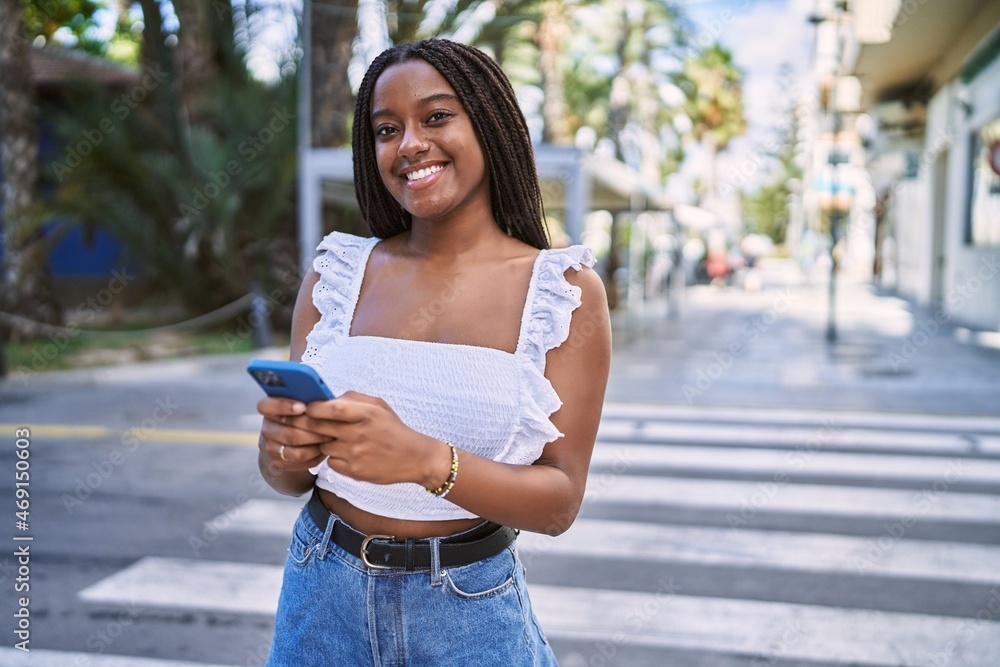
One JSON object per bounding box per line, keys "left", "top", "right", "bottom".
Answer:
{"left": 452, "top": 139, "right": 484, "bottom": 175}
{"left": 374, "top": 148, "right": 398, "bottom": 189}
{"left": 470, "top": 149, "right": 488, "bottom": 184}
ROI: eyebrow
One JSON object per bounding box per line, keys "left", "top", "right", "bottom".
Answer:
{"left": 371, "top": 93, "right": 461, "bottom": 121}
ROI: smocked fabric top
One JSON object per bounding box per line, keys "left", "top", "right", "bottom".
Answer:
{"left": 302, "top": 231, "right": 595, "bottom": 521}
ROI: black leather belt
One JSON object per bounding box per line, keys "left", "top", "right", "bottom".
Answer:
{"left": 307, "top": 489, "right": 517, "bottom": 571}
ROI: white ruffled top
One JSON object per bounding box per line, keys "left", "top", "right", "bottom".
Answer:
{"left": 302, "top": 231, "right": 595, "bottom": 521}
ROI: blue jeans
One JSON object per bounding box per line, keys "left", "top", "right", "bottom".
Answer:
{"left": 266, "top": 503, "right": 557, "bottom": 666}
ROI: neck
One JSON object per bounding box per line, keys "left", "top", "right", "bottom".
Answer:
{"left": 404, "top": 215, "right": 508, "bottom": 263}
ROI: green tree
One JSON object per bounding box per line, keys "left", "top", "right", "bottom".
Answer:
{"left": 311, "top": 0, "right": 358, "bottom": 149}
{"left": 742, "top": 182, "right": 790, "bottom": 245}
{"left": 36, "top": 0, "right": 300, "bottom": 315}
{"left": 24, "top": 0, "right": 140, "bottom": 63}
{"left": 742, "top": 76, "right": 802, "bottom": 245}
{"left": 558, "top": 0, "right": 686, "bottom": 308}
{"left": 673, "top": 42, "right": 745, "bottom": 210}
{"left": 1, "top": 0, "right": 64, "bottom": 361}
{"left": 22, "top": 0, "right": 103, "bottom": 51}
{"left": 534, "top": 0, "right": 574, "bottom": 144}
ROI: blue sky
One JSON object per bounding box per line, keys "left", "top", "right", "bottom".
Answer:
{"left": 673, "top": 0, "right": 815, "bottom": 198}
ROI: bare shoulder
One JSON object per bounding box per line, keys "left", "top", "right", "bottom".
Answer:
{"left": 289, "top": 267, "right": 322, "bottom": 361}
{"left": 559, "top": 263, "right": 611, "bottom": 356}
{"left": 296, "top": 266, "right": 321, "bottom": 305}
{"left": 564, "top": 262, "right": 610, "bottom": 323}
{"left": 563, "top": 262, "right": 607, "bottom": 301}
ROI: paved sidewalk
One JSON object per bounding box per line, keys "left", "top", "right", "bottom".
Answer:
{"left": 606, "top": 259, "right": 1000, "bottom": 416}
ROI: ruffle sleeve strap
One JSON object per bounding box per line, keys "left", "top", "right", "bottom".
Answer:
{"left": 516, "top": 245, "right": 596, "bottom": 374}
{"left": 301, "top": 232, "right": 379, "bottom": 367}
{"left": 497, "top": 354, "right": 565, "bottom": 464}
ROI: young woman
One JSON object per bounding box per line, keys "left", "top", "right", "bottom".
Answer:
{"left": 256, "top": 38, "right": 611, "bottom": 666}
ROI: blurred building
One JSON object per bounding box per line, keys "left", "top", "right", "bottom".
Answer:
{"left": 841, "top": 0, "right": 1000, "bottom": 331}
{"left": 0, "top": 46, "right": 139, "bottom": 290}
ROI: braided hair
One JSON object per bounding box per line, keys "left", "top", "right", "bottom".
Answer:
{"left": 351, "top": 38, "right": 550, "bottom": 250}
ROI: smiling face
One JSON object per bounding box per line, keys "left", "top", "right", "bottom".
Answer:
{"left": 370, "top": 59, "right": 492, "bottom": 226}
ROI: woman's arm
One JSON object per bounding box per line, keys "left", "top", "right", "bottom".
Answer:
{"left": 302, "top": 266, "right": 612, "bottom": 533}
{"left": 256, "top": 268, "right": 327, "bottom": 497}
{"left": 432, "top": 265, "right": 611, "bottom": 534}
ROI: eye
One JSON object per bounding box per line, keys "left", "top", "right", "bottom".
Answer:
{"left": 427, "top": 111, "right": 453, "bottom": 123}
{"left": 375, "top": 124, "right": 397, "bottom": 137}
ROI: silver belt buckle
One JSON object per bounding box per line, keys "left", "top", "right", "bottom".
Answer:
{"left": 360, "top": 534, "right": 395, "bottom": 569}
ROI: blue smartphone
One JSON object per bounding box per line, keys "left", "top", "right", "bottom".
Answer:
{"left": 247, "top": 359, "right": 336, "bottom": 403}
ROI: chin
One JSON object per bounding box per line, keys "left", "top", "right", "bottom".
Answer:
{"left": 404, "top": 202, "right": 452, "bottom": 222}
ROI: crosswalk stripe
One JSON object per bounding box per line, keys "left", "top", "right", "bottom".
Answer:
{"left": 0, "top": 647, "right": 233, "bottom": 667}
{"left": 600, "top": 401, "right": 1000, "bottom": 433}
{"left": 530, "top": 584, "right": 1000, "bottom": 667}
{"left": 211, "top": 461, "right": 999, "bottom": 546}
{"left": 591, "top": 443, "right": 1000, "bottom": 486}
{"left": 11, "top": 413, "right": 997, "bottom": 453}
{"left": 207, "top": 498, "right": 300, "bottom": 535}
{"left": 517, "top": 519, "right": 1000, "bottom": 584}
{"left": 78, "top": 557, "right": 281, "bottom": 615}
{"left": 598, "top": 420, "right": 992, "bottom": 455}
{"left": 207, "top": 501, "right": 1000, "bottom": 585}
{"left": 68, "top": 403, "right": 1000, "bottom": 665}
{"left": 588, "top": 475, "right": 1000, "bottom": 524}
{"left": 74, "top": 557, "right": 1000, "bottom": 666}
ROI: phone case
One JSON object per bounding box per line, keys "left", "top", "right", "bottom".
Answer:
{"left": 246, "top": 359, "right": 335, "bottom": 403}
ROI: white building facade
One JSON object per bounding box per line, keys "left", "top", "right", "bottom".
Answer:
{"left": 848, "top": 0, "right": 1000, "bottom": 331}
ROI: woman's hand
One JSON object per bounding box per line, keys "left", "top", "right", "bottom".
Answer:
{"left": 257, "top": 397, "right": 330, "bottom": 471}
{"left": 297, "top": 391, "right": 448, "bottom": 488}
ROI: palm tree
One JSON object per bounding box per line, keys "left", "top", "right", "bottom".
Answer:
{"left": 0, "top": 0, "right": 62, "bottom": 359}
{"left": 37, "top": 0, "right": 300, "bottom": 315}
{"left": 673, "top": 42, "right": 745, "bottom": 211}
{"left": 21, "top": 0, "right": 103, "bottom": 53}
{"left": 555, "top": 0, "right": 685, "bottom": 308}
{"left": 173, "top": 0, "right": 214, "bottom": 123}
{"left": 535, "top": 0, "right": 573, "bottom": 145}
{"left": 310, "top": 0, "right": 358, "bottom": 148}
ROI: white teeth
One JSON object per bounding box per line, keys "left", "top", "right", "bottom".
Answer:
{"left": 405, "top": 164, "right": 444, "bottom": 181}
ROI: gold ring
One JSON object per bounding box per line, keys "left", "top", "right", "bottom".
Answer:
{"left": 279, "top": 445, "right": 288, "bottom": 462}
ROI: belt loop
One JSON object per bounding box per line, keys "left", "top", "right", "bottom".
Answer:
{"left": 317, "top": 512, "right": 337, "bottom": 561}
{"left": 429, "top": 537, "right": 443, "bottom": 586}
{"left": 404, "top": 538, "right": 415, "bottom": 572}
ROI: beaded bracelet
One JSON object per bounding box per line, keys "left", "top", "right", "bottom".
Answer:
{"left": 427, "top": 442, "right": 458, "bottom": 498}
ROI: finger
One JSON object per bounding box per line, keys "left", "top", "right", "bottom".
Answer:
{"left": 318, "top": 439, "right": 346, "bottom": 459}
{"left": 289, "top": 448, "right": 327, "bottom": 469}
{"left": 304, "top": 396, "right": 368, "bottom": 422}
{"left": 260, "top": 421, "right": 332, "bottom": 447}
{"left": 263, "top": 413, "right": 300, "bottom": 431}
{"left": 283, "top": 415, "right": 343, "bottom": 440}
{"left": 273, "top": 441, "right": 325, "bottom": 468}
{"left": 257, "top": 397, "right": 307, "bottom": 418}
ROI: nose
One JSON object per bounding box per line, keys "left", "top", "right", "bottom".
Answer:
{"left": 398, "top": 125, "right": 429, "bottom": 159}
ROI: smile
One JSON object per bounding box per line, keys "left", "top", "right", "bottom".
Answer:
{"left": 405, "top": 164, "right": 445, "bottom": 182}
